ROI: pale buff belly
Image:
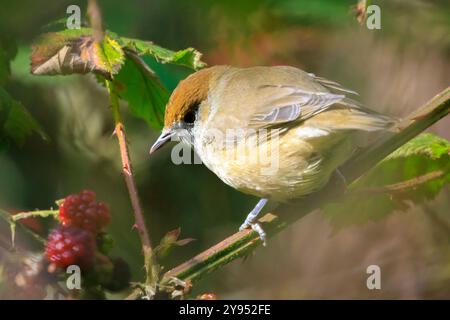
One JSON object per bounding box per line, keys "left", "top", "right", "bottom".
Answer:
{"left": 195, "top": 126, "right": 356, "bottom": 201}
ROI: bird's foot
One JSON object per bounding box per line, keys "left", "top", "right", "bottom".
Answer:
{"left": 239, "top": 221, "right": 267, "bottom": 246}
{"left": 239, "top": 198, "right": 269, "bottom": 246}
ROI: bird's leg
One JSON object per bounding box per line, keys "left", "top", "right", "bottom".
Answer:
{"left": 239, "top": 198, "right": 269, "bottom": 245}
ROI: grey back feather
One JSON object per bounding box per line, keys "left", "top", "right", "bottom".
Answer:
{"left": 250, "top": 84, "right": 345, "bottom": 127}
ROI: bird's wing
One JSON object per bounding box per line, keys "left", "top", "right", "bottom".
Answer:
{"left": 249, "top": 84, "right": 347, "bottom": 128}
{"left": 208, "top": 66, "right": 394, "bottom": 133}
{"left": 307, "top": 73, "right": 359, "bottom": 96}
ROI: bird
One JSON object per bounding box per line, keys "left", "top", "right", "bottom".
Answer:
{"left": 150, "top": 65, "right": 396, "bottom": 245}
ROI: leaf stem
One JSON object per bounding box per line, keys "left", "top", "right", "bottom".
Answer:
{"left": 105, "top": 80, "right": 156, "bottom": 288}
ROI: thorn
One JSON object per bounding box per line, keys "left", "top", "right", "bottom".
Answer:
{"left": 123, "top": 165, "right": 131, "bottom": 175}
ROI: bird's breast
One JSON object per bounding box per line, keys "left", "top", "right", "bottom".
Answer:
{"left": 193, "top": 124, "right": 353, "bottom": 201}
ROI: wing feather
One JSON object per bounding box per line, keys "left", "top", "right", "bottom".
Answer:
{"left": 206, "top": 66, "right": 395, "bottom": 134}
{"left": 307, "top": 73, "right": 359, "bottom": 96}
{"left": 249, "top": 85, "right": 345, "bottom": 127}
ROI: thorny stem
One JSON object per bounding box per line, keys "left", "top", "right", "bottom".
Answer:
{"left": 87, "top": 0, "right": 105, "bottom": 43}
{"left": 157, "top": 86, "right": 450, "bottom": 290}
{"left": 11, "top": 210, "right": 58, "bottom": 222}
{"left": 85, "top": 0, "right": 157, "bottom": 298}
{"left": 350, "top": 170, "right": 445, "bottom": 196}
{"left": 105, "top": 80, "right": 157, "bottom": 288}
{"left": 0, "top": 209, "right": 47, "bottom": 246}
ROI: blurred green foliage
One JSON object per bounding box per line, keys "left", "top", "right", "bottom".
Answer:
{"left": 0, "top": 37, "right": 46, "bottom": 150}
{"left": 324, "top": 133, "right": 450, "bottom": 228}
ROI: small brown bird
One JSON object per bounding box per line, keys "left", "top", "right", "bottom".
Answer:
{"left": 150, "top": 66, "right": 396, "bottom": 244}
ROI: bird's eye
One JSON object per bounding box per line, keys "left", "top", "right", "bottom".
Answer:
{"left": 183, "top": 108, "right": 197, "bottom": 124}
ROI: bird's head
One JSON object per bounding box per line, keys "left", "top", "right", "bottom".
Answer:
{"left": 150, "top": 66, "right": 228, "bottom": 154}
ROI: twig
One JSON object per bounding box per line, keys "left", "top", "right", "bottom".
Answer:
{"left": 159, "top": 86, "right": 450, "bottom": 287}
{"left": 87, "top": 0, "right": 104, "bottom": 42}
{"left": 350, "top": 170, "right": 445, "bottom": 196}
{"left": 85, "top": 0, "right": 158, "bottom": 298}
{"left": 0, "top": 209, "right": 47, "bottom": 246}
{"left": 105, "top": 80, "right": 156, "bottom": 288}
{"left": 10, "top": 210, "right": 58, "bottom": 222}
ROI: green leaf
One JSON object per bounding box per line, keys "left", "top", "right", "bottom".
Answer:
{"left": 0, "top": 37, "right": 45, "bottom": 147}
{"left": 384, "top": 133, "right": 450, "bottom": 160}
{"left": 323, "top": 133, "right": 450, "bottom": 228}
{"left": 0, "top": 36, "right": 17, "bottom": 85}
{"left": 112, "top": 52, "right": 169, "bottom": 129}
{"left": 0, "top": 87, "right": 47, "bottom": 146}
{"left": 116, "top": 36, "right": 206, "bottom": 70}
{"left": 30, "top": 28, "right": 205, "bottom": 78}
{"left": 155, "top": 228, "right": 195, "bottom": 259}
{"left": 30, "top": 28, "right": 124, "bottom": 78}
{"left": 30, "top": 28, "right": 206, "bottom": 128}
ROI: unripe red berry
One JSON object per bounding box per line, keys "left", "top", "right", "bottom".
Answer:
{"left": 59, "top": 190, "right": 110, "bottom": 233}
{"left": 45, "top": 226, "right": 95, "bottom": 270}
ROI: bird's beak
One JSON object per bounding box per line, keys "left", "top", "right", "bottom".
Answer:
{"left": 149, "top": 130, "right": 174, "bottom": 154}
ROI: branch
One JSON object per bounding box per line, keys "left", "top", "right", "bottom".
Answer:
{"left": 105, "top": 81, "right": 157, "bottom": 287}
{"left": 160, "top": 86, "right": 450, "bottom": 287}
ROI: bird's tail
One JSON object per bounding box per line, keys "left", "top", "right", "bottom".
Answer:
{"left": 341, "top": 87, "right": 450, "bottom": 182}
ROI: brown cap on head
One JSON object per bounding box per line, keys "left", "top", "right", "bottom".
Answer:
{"left": 164, "top": 66, "right": 228, "bottom": 128}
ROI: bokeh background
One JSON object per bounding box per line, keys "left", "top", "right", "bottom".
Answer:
{"left": 1, "top": 0, "right": 450, "bottom": 299}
